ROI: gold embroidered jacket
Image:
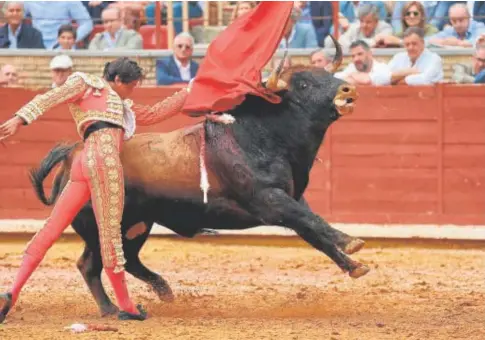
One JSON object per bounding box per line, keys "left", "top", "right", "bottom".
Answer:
{"left": 14, "top": 72, "right": 190, "bottom": 140}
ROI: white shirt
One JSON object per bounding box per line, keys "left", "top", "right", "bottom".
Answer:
{"left": 334, "top": 59, "right": 392, "bottom": 86}
{"left": 388, "top": 49, "right": 444, "bottom": 85}
{"left": 174, "top": 57, "right": 192, "bottom": 82}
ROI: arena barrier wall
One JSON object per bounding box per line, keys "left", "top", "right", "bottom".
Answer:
{"left": 0, "top": 84, "right": 484, "bottom": 239}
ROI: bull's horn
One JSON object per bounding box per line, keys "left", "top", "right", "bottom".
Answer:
{"left": 326, "top": 35, "right": 343, "bottom": 74}
{"left": 266, "top": 49, "right": 289, "bottom": 91}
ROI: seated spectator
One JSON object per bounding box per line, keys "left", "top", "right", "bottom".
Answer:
{"left": 0, "top": 64, "right": 18, "bottom": 87}
{"left": 0, "top": 1, "right": 44, "bottom": 49}
{"left": 309, "top": 49, "right": 332, "bottom": 68}
{"left": 89, "top": 7, "right": 143, "bottom": 50}
{"left": 451, "top": 44, "right": 485, "bottom": 83}
{"left": 428, "top": 3, "right": 485, "bottom": 48}
{"left": 388, "top": 27, "right": 443, "bottom": 85}
{"left": 308, "top": 1, "right": 333, "bottom": 47}
{"left": 53, "top": 24, "right": 77, "bottom": 50}
{"left": 24, "top": 1, "right": 93, "bottom": 49}
{"left": 156, "top": 32, "right": 199, "bottom": 86}
{"left": 332, "top": 1, "right": 388, "bottom": 35}
{"left": 279, "top": 7, "right": 318, "bottom": 49}
{"left": 391, "top": 1, "right": 452, "bottom": 33}
{"left": 108, "top": 1, "right": 149, "bottom": 31}
{"left": 375, "top": 1, "right": 438, "bottom": 48}
{"left": 325, "top": 4, "right": 392, "bottom": 49}
{"left": 49, "top": 54, "right": 73, "bottom": 88}
{"left": 334, "top": 40, "right": 391, "bottom": 85}
{"left": 231, "top": 1, "right": 257, "bottom": 22}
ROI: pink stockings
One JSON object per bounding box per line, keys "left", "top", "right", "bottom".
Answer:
{"left": 4, "top": 128, "right": 139, "bottom": 316}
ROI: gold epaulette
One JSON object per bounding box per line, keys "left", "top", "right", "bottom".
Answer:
{"left": 71, "top": 72, "right": 105, "bottom": 90}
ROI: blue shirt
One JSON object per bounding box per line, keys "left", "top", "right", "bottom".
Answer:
{"left": 7, "top": 24, "right": 21, "bottom": 49}
{"left": 102, "top": 29, "right": 122, "bottom": 49}
{"left": 24, "top": 1, "right": 93, "bottom": 49}
{"left": 429, "top": 20, "right": 485, "bottom": 45}
{"left": 388, "top": 49, "right": 444, "bottom": 85}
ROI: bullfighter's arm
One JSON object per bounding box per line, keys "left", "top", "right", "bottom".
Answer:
{"left": 14, "top": 74, "right": 88, "bottom": 125}
{"left": 132, "top": 87, "right": 190, "bottom": 126}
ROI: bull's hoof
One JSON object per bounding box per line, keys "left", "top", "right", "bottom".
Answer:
{"left": 100, "top": 304, "right": 119, "bottom": 317}
{"left": 349, "top": 265, "right": 370, "bottom": 279}
{"left": 154, "top": 281, "right": 175, "bottom": 303}
{"left": 0, "top": 292, "right": 12, "bottom": 324}
{"left": 198, "top": 229, "right": 219, "bottom": 236}
{"left": 344, "top": 238, "right": 366, "bottom": 255}
{"left": 118, "top": 304, "right": 147, "bottom": 321}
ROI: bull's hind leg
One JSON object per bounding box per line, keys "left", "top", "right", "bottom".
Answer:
{"left": 299, "top": 197, "right": 365, "bottom": 254}
{"left": 248, "top": 189, "right": 369, "bottom": 278}
{"left": 124, "top": 222, "right": 174, "bottom": 302}
{"left": 76, "top": 246, "right": 119, "bottom": 316}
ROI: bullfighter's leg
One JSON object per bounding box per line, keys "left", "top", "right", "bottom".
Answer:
{"left": 76, "top": 245, "right": 119, "bottom": 316}
{"left": 298, "top": 197, "right": 365, "bottom": 254}
{"left": 83, "top": 128, "right": 146, "bottom": 321}
{"left": 0, "top": 156, "right": 92, "bottom": 324}
{"left": 248, "top": 189, "right": 369, "bottom": 278}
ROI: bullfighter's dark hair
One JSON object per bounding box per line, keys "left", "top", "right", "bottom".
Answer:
{"left": 349, "top": 40, "right": 370, "bottom": 51}
{"left": 403, "top": 26, "right": 425, "bottom": 40}
{"left": 57, "top": 24, "right": 77, "bottom": 40}
{"left": 103, "top": 57, "right": 144, "bottom": 83}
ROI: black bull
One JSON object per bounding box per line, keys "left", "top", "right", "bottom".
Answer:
{"left": 28, "top": 61, "right": 369, "bottom": 317}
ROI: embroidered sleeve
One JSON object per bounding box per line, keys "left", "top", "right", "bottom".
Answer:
{"left": 14, "top": 74, "right": 89, "bottom": 125}
{"left": 131, "top": 87, "right": 190, "bottom": 126}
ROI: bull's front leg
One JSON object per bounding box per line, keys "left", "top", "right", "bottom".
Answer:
{"left": 248, "top": 189, "right": 370, "bottom": 278}
{"left": 298, "top": 197, "right": 365, "bottom": 255}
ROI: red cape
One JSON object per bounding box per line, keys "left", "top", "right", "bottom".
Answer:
{"left": 182, "top": 1, "right": 294, "bottom": 115}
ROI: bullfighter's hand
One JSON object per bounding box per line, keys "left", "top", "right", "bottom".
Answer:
{"left": 0, "top": 116, "right": 23, "bottom": 142}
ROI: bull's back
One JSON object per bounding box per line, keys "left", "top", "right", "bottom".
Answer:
{"left": 120, "top": 124, "right": 222, "bottom": 199}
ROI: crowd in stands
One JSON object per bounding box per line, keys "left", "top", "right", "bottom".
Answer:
{"left": 0, "top": 1, "right": 483, "bottom": 86}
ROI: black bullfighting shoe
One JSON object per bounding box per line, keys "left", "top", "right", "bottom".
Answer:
{"left": 0, "top": 292, "right": 12, "bottom": 324}
{"left": 118, "top": 304, "right": 147, "bottom": 321}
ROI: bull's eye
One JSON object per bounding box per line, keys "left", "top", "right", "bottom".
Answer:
{"left": 300, "top": 82, "right": 307, "bottom": 90}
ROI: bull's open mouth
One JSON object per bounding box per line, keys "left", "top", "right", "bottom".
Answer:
{"left": 334, "top": 84, "right": 357, "bottom": 116}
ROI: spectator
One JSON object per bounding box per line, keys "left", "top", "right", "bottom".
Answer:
{"left": 309, "top": 49, "right": 332, "bottom": 68}
{"left": 108, "top": 1, "right": 149, "bottom": 31}
{"left": 294, "top": 1, "right": 312, "bottom": 23}
{"left": 332, "top": 1, "right": 388, "bottom": 35}
{"left": 388, "top": 27, "right": 443, "bottom": 85}
{"left": 451, "top": 44, "right": 485, "bottom": 83}
{"left": 375, "top": 1, "right": 438, "bottom": 47}
{"left": 49, "top": 54, "right": 73, "bottom": 88}
{"left": 89, "top": 7, "right": 142, "bottom": 50}
{"left": 326, "top": 4, "right": 392, "bottom": 49}
{"left": 391, "top": 1, "right": 453, "bottom": 33}
{"left": 279, "top": 7, "right": 318, "bottom": 49}
{"left": 231, "top": 1, "right": 257, "bottom": 22}
{"left": 0, "top": 1, "right": 44, "bottom": 49}
{"left": 156, "top": 32, "right": 199, "bottom": 86}
{"left": 53, "top": 24, "right": 77, "bottom": 50}
{"left": 428, "top": 3, "right": 485, "bottom": 48}
{"left": 24, "top": 1, "right": 93, "bottom": 49}
{"left": 309, "top": 1, "right": 333, "bottom": 47}
{"left": 334, "top": 40, "right": 391, "bottom": 85}
{"left": 0, "top": 64, "right": 18, "bottom": 87}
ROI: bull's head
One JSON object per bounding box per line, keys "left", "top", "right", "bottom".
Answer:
{"left": 266, "top": 35, "right": 357, "bottom": 118}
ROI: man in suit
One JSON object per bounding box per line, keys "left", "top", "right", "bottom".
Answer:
{"left": 156, "top": 32, "right": 199, "bottom": 85}
{"left": 0, "top": 1, "right": 44, "bottom": 49}
{"left": 88, "top": 7, "right": 142, "bottom": 50}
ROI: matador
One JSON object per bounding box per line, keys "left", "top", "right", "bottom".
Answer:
{"left": 0, "top": 57, "right": 189, "bottom": 322}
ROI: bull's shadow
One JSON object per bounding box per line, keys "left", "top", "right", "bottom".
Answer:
{"left": 29, "top": 39, "right": 369, "bottom": 317}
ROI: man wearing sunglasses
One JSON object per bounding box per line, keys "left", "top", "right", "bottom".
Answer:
{"left": 451, "top": 44, "right": 485, "bottom": 83}
{"left": 156, "top": 32, "right": 199, "bottom": 85}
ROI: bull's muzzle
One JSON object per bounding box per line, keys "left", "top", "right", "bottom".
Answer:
{"left": 333, "top": 84, "right": 358, "bottom": 116}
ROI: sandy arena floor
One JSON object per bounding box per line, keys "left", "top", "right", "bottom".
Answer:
{"left": 0, "top": 235, "right": 483, "bottom": 340}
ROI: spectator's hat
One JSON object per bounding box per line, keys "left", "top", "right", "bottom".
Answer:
{"left": 50, "top": 55, "right": 73, "bottom": 70}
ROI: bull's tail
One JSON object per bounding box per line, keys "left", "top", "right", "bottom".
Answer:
{"left": 29, "top": 142, "right": 80, "bottom": 206}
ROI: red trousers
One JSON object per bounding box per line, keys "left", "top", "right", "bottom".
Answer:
{"left": 26, "top": 127, "right": 126, "bottom": 272}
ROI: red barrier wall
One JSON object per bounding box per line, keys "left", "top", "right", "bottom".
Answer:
{"left": 0, "top": 84, "right": 484, "bottom": 225}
